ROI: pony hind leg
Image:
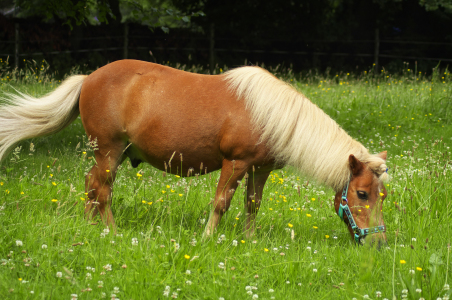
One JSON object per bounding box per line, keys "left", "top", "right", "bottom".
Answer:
{"left": 84, "top": 143, "right": 126, "bottom": 230}
{"left": 244, "top": 171, "right": 270, "bottom": 239}
{"left": 203, "top": 159, "right": 249, "bottom": 237}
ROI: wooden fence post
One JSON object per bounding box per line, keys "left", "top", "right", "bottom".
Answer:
{"left": 124, "top": 22, "right": 129, "bottom": 59}
{"left": 209, "top": 23, "right": 215, "bottom": 74}
{"left": 374, "top": 27, "right": 380, "bottom": 73}
{"left": 14, "top": 22, "right": 19, "bottom": 69}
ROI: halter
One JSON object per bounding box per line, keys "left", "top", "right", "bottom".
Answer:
{"left": 337, "top": 178, "right": 386, "bottom": 243}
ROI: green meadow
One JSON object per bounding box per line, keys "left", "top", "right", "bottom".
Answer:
{"left": 0, "top": 59, "right": 451, "bottom": 300}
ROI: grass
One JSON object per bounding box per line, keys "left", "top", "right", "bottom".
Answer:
{"left": 0, "top": 59, "right": 451, "bottom": 299}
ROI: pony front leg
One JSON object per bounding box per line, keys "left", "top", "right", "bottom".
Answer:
{"left": 204, "top": 159, "right": 248, "bottom": 237}
{"left": 244, "top": 172, "right": 269, "bottom": 239}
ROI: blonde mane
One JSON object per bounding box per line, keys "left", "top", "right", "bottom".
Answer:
{"left": 224, "top": 67, "right": 388, "bottom": 191}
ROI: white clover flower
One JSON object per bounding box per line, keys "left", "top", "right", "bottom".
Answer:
{"left": 252, "top": 294, "right": 258, "bottom": 299}
{"left": 185, "top": 280, "right": 192, "bottom": 285}
{"left": 232, "top": 240, "right": 238, "bottom": 246}
{"left": 163, "top": 286, "right": 171, "bottom": 297}
{"left": 16, "top": 240, "right": 23, "bottom": 247}
{"left": 376, "top": 291, "right": 382, "bottom": 297}
{"left": 131, "top": 238, "right": 138, "bottom": 246}
{"left": 86, "top": 273, "right": 92, "bottom": 280}
{"left": 171, "top": 291, "right": 178, "bottom": 298}
{"left": 103, "top": 228, "right": 110, "bottom": 234}
{"left": 246, "top": 291, "right": 253, "bottom": 295}
{"left": 415, "top": 289, "right": 422, "bottom": 293}
{"left": 41, "top": 244, "right": 47, "bottom": 249}
{"left": 103, "top": 264, "right": 112, "bottom": 271}
{"left": 113, "top": 287, "right": 120, "bottom": 293}
{"left": 245, "top": 286, "right": 252, "bottom": 291}
{"left": 186, "top": 269, "right": 191, "bottom": 275}
{"left": 444, "top": 284, "right": 450, "bottom": 291}
{"left": 218, "top": 262, "right": 225, "bottom": 269}
{"left": 363, "top": 295, "right": 369, "bottom": 299}
{"left": 269, "top": 289, "right": 274, "bottom": 293}
{"left": 56, "top": 271, "right": 62, "bottom": 278}
{"left": 313, "top": 269, "right": 317, "bottom": 272}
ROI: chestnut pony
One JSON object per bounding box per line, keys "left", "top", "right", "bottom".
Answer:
{"left": 0, "top": 60, "right": 389, "bottom": 244}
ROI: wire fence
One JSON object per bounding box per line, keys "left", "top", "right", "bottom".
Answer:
{"left": 2, "top": 28, "right": 452, "bottom": 72}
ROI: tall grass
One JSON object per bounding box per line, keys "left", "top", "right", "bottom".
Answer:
{"left": 0, "top": 59, "right": 451, "bottom": 300}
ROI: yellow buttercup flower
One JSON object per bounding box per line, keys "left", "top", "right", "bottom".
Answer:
{"left": 400, "top": 260, "right": 406, "bottom": 264}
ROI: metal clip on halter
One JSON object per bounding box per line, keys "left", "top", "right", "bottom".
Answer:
{"left": 337, "top": 178, "right": 386, "bottom": 243}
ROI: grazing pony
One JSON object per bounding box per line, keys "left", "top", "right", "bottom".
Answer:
{"left": 0, "top": 60, "right": 389, "bottom": 244}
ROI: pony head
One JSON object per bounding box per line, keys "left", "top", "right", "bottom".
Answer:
{"left": 334, "top": 151, "right": 389, "bottom": 247}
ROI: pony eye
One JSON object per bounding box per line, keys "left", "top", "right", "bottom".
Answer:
{"left": 357, "top": 191, "right": 368, "bottom": 200}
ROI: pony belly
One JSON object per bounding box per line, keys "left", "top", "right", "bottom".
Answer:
{"left": 124, "top": 140, "right": 223, "bottom": 176}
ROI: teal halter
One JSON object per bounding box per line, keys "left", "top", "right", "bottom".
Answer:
{"left": 337, "top": 178, "right": 386, "bottom": 243}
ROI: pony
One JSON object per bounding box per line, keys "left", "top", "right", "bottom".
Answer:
{"left": 0, "top": 60, "right": 389, "bottom": 245}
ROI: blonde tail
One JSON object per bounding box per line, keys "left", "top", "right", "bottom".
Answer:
{"left": 0, "top": 75, "right": 87, "bottom": 161}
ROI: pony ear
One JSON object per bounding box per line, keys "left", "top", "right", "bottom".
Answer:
{"left": 349, "top": 154, "right": 364, "bottom": 176}
{"left": 376, "top": 151, "right": 387, "bottom": 161}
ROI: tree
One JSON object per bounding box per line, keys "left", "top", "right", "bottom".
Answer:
{"left": 9, "top": 0, "right": 202, "bottom": 30}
